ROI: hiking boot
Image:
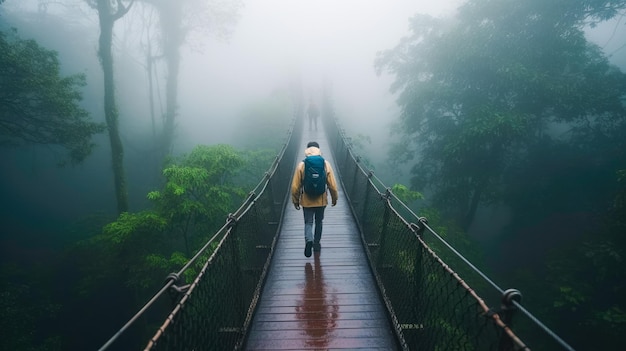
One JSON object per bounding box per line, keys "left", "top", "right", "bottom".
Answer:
{"left": 313, "top": 242, "right": 321, "bottom": 252}
{"left": 304, "top": 241, "right": 313, "bottom": 257}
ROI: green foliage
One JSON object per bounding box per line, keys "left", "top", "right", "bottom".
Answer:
{"left": 414, "top": 207, "right": 490, "bottom": 296}
{"left": 543, "top": 236, "right": 626, "bottom": 346}
{"left": 377, "top": 6, "right": 626, "bottom": 345}
{"left": 432, "top": 318, "right": 471, "bottom": 351}
{"left": 541, "top": 166, "right": 626, "bottom": 346}
{"left": 234, "top": 148, "right": 280, "bottom": 190}
{"left": 596, "top": 306, "right": 626, "bottom": 326}
{"left": 79, "top": 144, "right": 250, "bottom": 299}
{"left": 151, "top": 145, "right": 247, "bottom": 239}
{"left": 1, "top": 264, "right": 63, "bottom": 351}
{"left": 103, "top": 212, "right": 167, "bottom": 244}
{"left": 127, "top": 252, "right": 190, "bottom": 289}
{"left": 46, "top": 142, "right": 271, "bottom": 349}
{"left": 0, "top": 28, "right": 105, "bottom": 165}
{"left": 417, "top": 207, "right": 462, "bottom": 244}
{"left": 376, "top": 0, "right": 626, "bottom": 229}
{"left": 554, "top": 286, "right": 587, "bottom": 309}
{"left": 391, "top": 183, "right": 424, "bottom": 203}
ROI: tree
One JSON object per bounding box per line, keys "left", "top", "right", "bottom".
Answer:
{"left": 0, "top": 28, "right": 105, "bottom": 165}
{"left": 87, "top": 0, "right": 134, "bottom": 214}
{"left": 146, "top": 144, "right": 246, "bottom": 256}
{"left": 376, "top": 0, "right": 626, "bottom": 230}
{"left": 540, "top": 169, "right": 626, "bottom": 348}
{"left": 148, "top": 0, "right": 242, "bottom": 156}
{"left": 376, "top": 1, "right": 626, "bottom": 347}
{"left": 77, "top": 144, "right": 247, "bottom": 312}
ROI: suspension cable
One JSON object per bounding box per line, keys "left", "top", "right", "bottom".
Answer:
{"left": 369, "top": 159, "right": 576, "bottom": 350}
{"left": 513, "top": 301, "right": 576, "bottom": 351}
{"left": 97, "top": 115, "right": 299, "bottom": 351}
{"left": 336, "top": 117, "right": 576, "bottom": 351}
{"left": 98, "top": 281, "right": 174, "bottom": 351}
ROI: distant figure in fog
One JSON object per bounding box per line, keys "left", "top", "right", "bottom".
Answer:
{"left": 307, "top": 99, "right": 320, "bottom": 131}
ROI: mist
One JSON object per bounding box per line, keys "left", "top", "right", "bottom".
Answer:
{"left": 0, "top": 0, "right": 464, "bottom": 219}
{"left": 176, "top": 0, "right": 463, "bottom": 150}
{"left": 2, "top": 0, "right": 626, "bottom": 350}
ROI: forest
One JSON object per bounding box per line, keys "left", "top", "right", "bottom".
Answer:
{"left": 372, "top": 0, "right": 626, "bottom": 349}
{"left": 1, "top": 0, "right": 626, "bottom": 350}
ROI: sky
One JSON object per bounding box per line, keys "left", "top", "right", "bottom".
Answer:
{"left": 177, "top": 0, "right": 463, "bottom": 148}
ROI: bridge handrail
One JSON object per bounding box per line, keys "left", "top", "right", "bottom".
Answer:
{"left": 332, "top": 119, "right": 575, "bottom": 351}
{"left": 98, "top": 114, "right": 300, "bottom": 351}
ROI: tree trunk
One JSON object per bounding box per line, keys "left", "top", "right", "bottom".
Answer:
{"left": 97, "top": 0, "right": 129, "bottom": 214}
{"left": 159, "top": 1, "right": 182, "bottom": 157}
{"left": 146, "top": 46, "right": 157, "bottom": 137}
{"left": 462, "top": 186, "right": 482, "bottom": 232}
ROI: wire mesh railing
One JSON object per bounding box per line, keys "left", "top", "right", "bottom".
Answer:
{"left": 98, "top": 102, "right": 303, "bottom": 351}
{"left": 98, "top": 89, "right": 576, "bottom": 351}
{"left": 322, "top": 93, "right": 575, "bottom": 350}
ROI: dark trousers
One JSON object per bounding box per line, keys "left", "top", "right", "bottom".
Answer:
{"left": 303, "top": 206, "right": 325, "bottom": 243}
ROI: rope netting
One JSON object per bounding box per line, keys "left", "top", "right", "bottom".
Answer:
{"left": 322, "top": 94, "right": 574, "bottom": 350}
{"left": 100, "top": 90, "right": 575, "bottom": 351}
{"left": 142, "top": 114, "right": 304, "bottom": 351}
{"left": 98, "top": 102, "right": 303, "bottom": 351}
{"left": 328, "top": 132, "right": 523, "bottom": 349}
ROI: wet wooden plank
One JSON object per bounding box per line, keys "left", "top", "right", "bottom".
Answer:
{"left": 244, "top": 123, "right": 398, "bottom": 350}
{"left": 250, "top": 318, "right": 393, "bottom": 331}
{"left": 258, "top": 293, "right": 383, "bottom": 307}
{"left": 256, "top": 303, "right": 385, "bottom": 315}
{"left": 247, "top": 336, "right": 395, "bottom": 350}
{"left": 246, "top": 327, "right": 394, "bottom": 340}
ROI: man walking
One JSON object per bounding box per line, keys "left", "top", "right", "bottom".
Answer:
{"left": 307, "top": 99, "right": 320, "bottom": 131}
{"left": 291, "top": 141, "right": 338, "bottom": 257}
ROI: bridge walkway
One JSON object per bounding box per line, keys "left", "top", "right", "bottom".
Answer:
{"left": 244, "top": 122, "right": 398, "bottom": 350}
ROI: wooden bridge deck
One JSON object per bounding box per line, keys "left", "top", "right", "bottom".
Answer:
{"left": 244, "top": 123, "right": 398, "bottom": 350}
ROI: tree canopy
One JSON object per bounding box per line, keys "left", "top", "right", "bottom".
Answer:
{"left": 0, "top": 28, "right": 105, "bottom": 165}
{"left": 376, "top": 0, "right": 626, "bottom": 230}
{"left": 376, "top": 0, "right": 626, "bottom": 347}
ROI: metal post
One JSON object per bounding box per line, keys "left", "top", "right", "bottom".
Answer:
{"left": 360, "top": 172, "right": 373, "bottom": 224}
{"left": 498, "top": 289, "right": 522, "bottom": 351}
{"left": 376, "top": 190, "right": 392, "bottom": 269}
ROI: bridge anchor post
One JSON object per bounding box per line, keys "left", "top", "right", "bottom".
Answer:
{"left": 498, "top": 288, "right": 522, "bottom": 351}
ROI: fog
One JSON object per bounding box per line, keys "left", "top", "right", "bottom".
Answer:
{"left": 5, "top": 0, "right": 622, "bottom": 176}
{"left": 1, "top": 0, "right": 624, "bottom": 229}
{"left": 2, "top": 0, "right": 624, "bottom": 217}
{"left": 177, "top": 0, "right": 462, "bottom": 150}
{"left": 3, "top": 1, "right": 626, "bottom": 349}
{"left": 0, "top": 0, "right": 463, "bottom": 236}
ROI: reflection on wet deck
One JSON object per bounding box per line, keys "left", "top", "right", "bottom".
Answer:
{"left": 245, "top": 127, "right": 397, "bottom": 350}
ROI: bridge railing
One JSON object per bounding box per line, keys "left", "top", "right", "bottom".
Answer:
{"left": 99, "top": 104, "right": 303, "bottom": 351}
{"left": 322, "top": 96, "right": 575, "bottom": 350}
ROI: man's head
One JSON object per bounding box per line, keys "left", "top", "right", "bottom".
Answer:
{"left": 307, "top": 141, "right": 319, "bottom": 148}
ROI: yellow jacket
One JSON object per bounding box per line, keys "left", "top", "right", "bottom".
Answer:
{"left": 291, "top": 146, "right": 339, "bottom": 208}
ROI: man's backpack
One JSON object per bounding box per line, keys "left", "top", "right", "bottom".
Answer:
{"left": 303, "top": 155, "right": 327, "bottom": 196}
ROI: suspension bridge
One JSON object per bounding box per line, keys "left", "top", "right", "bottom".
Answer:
{"left": 98, "top": 96, "right": 575, "bottom": 351}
